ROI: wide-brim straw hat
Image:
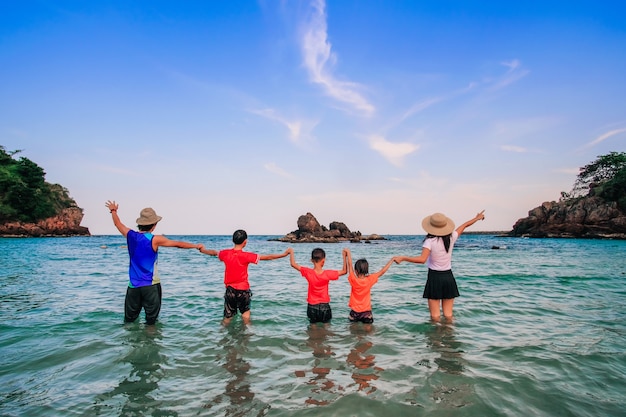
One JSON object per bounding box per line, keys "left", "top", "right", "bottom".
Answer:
{"left": 422, "top": 212, "right": 455, "bottom": 236}
{"left": 136, "top": 207, "right": 162, "bottom": 226}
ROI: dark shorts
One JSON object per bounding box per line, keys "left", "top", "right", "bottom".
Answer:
{"left": 125, "top": 283, "right": 162, "bottom": 325}
{"left": 423, "top": 269, "right": 460, "bottom": 299}
{"left": 349, "top": 309, "right": 374, "bottom": 324}
{"left": 307, "top": 303, "right": 332, "bottom": 323}
{"left": 224, "top": 286, "right": 252, "bottom": 318}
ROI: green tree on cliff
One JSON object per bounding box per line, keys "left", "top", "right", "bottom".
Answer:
{"left": 568, "top": 151, "right": 626, "bottom": 209}
{"left": 0, "top": 146, "right": 76, "bottom": 222}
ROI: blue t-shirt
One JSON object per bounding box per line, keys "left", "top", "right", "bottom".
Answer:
{"left": 126, "top": 230, "right": 160, "bottom": 287}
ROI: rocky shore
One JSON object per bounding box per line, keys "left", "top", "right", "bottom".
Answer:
{"left": 270, "top": 212, "right": 386, "bottom": 243}
{"left": 507, "top": 196, "right": 626, "bottom": 239}
{"left": 0, "top": 207, "right": 90, "bottom": 237}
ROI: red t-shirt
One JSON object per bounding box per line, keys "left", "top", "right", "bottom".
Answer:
{"left": 300, "top": 266, "right": 339, "bottom": 305}
{"left": 348, "top": 272, "right": 379, "bottom": 312}
{"left": 218, "top": 249, "right": 260, "bottom": 290}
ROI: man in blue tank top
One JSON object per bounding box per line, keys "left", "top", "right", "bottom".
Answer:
{"left": 105, "top": 201, "right": 201, "bottom": 325}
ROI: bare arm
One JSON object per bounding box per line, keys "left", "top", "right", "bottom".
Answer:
{"left": 259, "top": 249, "right": 290, "bottom": 261}
{"left": 198, "top": 245, "right": 218, "bottom": 256}
{"left": 345, "top": 248, "right": 354, "bottom": 276}
{"left": 456, "top": 210, "right": 485, "bottom": 236}
{"left": 152, "top": 235, "right": 201, "bottom": 250}
{"left": 373, "top": 257, "right": 395, "bottom": 278}
{"left": 288, "top": 247, "right": 301, "bottom": 271}
{"left": 393, "top": 247, "right": 430, "bottom": 265}
{"left": 105, "top": 200, "right": 130, "bottom": 237}
{"left": 338, "top": 248, "right": 348, "bottom": 276}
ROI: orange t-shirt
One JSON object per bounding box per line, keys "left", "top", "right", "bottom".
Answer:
{"left": 348, "top": 272, "right": 379, "bottom": 312}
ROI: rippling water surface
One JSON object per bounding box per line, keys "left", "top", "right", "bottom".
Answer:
{"left": 1, "top": 235, "right": 625, "bottom": 416}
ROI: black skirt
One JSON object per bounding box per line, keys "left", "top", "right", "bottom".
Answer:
{"left": 422, "top": 269, "right": 460, "bottom": 299}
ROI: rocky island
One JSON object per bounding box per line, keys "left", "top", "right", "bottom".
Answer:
{"left": 507, "top": 152, "right": 626, "bottom": 239}
{"left": 271, "top": 212, "right": 386, "bottom": 243}
{"left": 0, "top": 146, "right": 90, "bottom": 237}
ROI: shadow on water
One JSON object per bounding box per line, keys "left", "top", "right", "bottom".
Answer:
{"left": 423, "top": 320, "right": 473, "bottom": 409}
{"left": 202, "top": 321, "right": 266, "bottom": 417}
{"left": 426, "top": 320, "right": 464, "bottom": 375}
{"left": 294, "top": 323, "right": 342, "bottom": 406}
{"left": 346, "top": 323, "right": 383, "bottom": 395}
{"left": 91, "top": 324, "right": 174, "bottom": 416}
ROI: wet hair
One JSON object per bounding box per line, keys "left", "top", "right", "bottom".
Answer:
{"left": 354, "top": 258, "right": 369, "bottom": 276}
{"left": 311, "top": 248, "right": 326, "bottom": 262}
{"left": 232, "top": 229, "right": 248, "bottom": 245}
{"left": 425, "top": 233, "right": 452, "bottom": 253}
{"left": 138, "top": 224, "right": 156, "bottom": 232}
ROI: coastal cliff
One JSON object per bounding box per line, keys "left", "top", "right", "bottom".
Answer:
{"left": 508, "top": 152, "right": 626, "bottom": 239}
{"left": 0, "top": 206, "right": 90, "bottom": 237}
{"left": 0, "top": 146, "right": 90, "bottom": 237}
{"left": 508, "top": 197, "right": 626, "bottom": 239}
{"left": 271, "top": 212, "right": 386, "bottom": 243}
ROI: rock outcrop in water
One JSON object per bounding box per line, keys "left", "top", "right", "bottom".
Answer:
{"left": 271, "top": 212, "right": 386, "bottom": 243}
{"left": 0, "top": 206, "right": 90, "bottom": 237}
{"left": 507, "top": 196, "right": 626, "bottom": 239}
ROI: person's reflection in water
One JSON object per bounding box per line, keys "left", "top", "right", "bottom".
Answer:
{"left": 425, "top": 319, "right": 471, "bottom": 409}
{"left": 204, "top": 320, "right": 261, "bottom": 416}
{"left": 93, "top": 324, "right": 173, "bottom": 416}
{"left": 295, "top": 323, "right": 341, "bottom": 406}
{"left": 346, "top": 323, "right": 383, "bottom": 394}
{"left": 426, "top": 320, "right": 463, "bottom": 375}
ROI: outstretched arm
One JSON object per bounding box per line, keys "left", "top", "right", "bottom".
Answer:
{"left": 344, "top": 248, "right": 354, "bottom": 277}
{"left": 338, "top": 248, "right": 348, "bottom": 276}
{"left": 105, "top": 200, "right": 130, "bottom": 237}
{"left": 456, "top": 210, "right": 485, "bottom": 236}
{"left": 288, "top": 248, "right": 301, "bottom": 271}
{"left": 374, "top": 257, "right": 395, "bottom": 278}
{"left": 393, "top": 247, "right": 430, "bottom": 265}
{"left": 152, "top": 235, "right": 202, "bottom": 250}
{"left": 259, "top": 248, "right": 290, "bottom": 261}
{"left": 198, "top": 245, "right": 218, "bottom": 256}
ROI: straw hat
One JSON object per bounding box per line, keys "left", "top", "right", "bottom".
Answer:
{"left": 136, "top": 208, "right": 162, "bottom": 226}
{"left": 421, "top": 212, "right": 455, "bottom": 236}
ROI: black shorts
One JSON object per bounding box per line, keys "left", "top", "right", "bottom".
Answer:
{"left": 307, "top": 303, "right": 332, "bottom": 323}
{"left": 423, "top": 269, "right": 460, "bottom": 299}
{"left": 224, "top": 286, "right": 252, "bottom": 318}
{"left": 349, "top": 309, "right": 374, "bottom": 324}
{"left": 125, "top": 283, "right": 162, "bottom": 325}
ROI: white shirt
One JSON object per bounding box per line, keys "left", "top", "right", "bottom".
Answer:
{"left": 423, "top": 231, "right": 459, "bottom": 271}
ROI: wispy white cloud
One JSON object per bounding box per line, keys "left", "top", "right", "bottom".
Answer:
{"left": 489, "top": 59, "right": 529, "bottom": 90}
{"left": 368, "top": 135, "right": 419, "bottom": 167}
{"left": 249, "top": 108, "right": 317, "bottom": 144}
{"left": 300, "top": 0, "right": 375, "bottom": 116}
{"left": 583, "top": 127, "right": 626, "bottom": 148}
{"left": 396, "top": 82, "right": 477, "bottom": 126}
{"left": 264, "top": 162, "right": 293, "bottom": 178}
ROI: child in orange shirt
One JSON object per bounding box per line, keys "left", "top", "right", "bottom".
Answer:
{"left": 345, "top": 248, "right": 394, "bottom": 324}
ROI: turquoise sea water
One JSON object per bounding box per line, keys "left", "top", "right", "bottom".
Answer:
{"left": 1, "top": 235, "right": 625, "bottom": 416}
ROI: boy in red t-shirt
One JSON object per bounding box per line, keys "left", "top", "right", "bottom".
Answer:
{"left": 199, "top": 229, "right": 289, "bottom": 325}
{"left": 288, "top": 247, "right": 348, "bottom": 324}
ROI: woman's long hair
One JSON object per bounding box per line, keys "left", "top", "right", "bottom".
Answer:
{"left": 424, "top": 234, "right": 452, "bottom": 253}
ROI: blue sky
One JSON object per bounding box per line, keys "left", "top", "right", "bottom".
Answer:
{"left": 2, "top": 1, "right": 625, "bottom": 235}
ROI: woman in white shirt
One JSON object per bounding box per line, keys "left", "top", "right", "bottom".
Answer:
{"left": 394, "top": 210, "right": 485, "bottom": 321}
